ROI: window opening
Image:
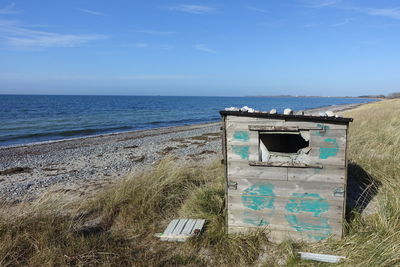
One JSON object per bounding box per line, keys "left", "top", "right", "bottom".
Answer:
{"left": 259, "top": 131, "right": 310, "bottom": 162}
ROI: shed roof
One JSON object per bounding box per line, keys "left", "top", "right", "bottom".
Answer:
{"left": 219, "top": 110, "right": 353, "bottom": 124}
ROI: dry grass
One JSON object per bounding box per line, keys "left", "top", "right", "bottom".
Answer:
{"left": 0, "top": 159, "right": 269, "bottom": 266}
{"left": 292, "top": 99, "right": 400, "bottom": 266}
{"left": 1, "top": 99, "right": 400, "bottom": 266}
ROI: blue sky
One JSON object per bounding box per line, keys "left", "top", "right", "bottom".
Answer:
{"left": 0, "top": 0, "right": 399, "bottom": 96}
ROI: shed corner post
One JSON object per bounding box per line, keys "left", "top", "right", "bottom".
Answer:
{"left": 221, "top": 114, "right": 229, "bottom": 234}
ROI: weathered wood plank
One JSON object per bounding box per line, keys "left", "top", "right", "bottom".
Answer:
{"left": 173, "top": 219, "right": 188, "bottom": 235}
{"left": 159, "top": 219, "right": 206, "bottom": 242}
{"left": 228, "top": 209, "right": 342, "bottom": 236}
{"left": 228, "top": 161, "right": 288, "bottom": 181}
{"left": 226, "top": 141, "right": 346, "bottom": 167}
{"left": 228, "top": 195, "right": 344, "bottom": 219}
{"left": 228, "top": 160, "right": 346, "bottom": 182}
{"left": 228, "top": 208, "right": 342, "bottom": 225}
{"left": 227, "top": 178, "right": 345, "bottom": 201}
{"left": 226, "top": 117, "right": 348, "bottom": 130}
{"left": 225, "top": 128, "right": 258, "bottom": 141}
{"left": 163, "top": 219, "right": 179, "bottom": 236}
{"left": 181, "top": 219, "right": 196, "bottom": 235}
{"left": 227, "top": 144, "right": 259, "bottom": 161}
{"left": 287, "top": 167, "right": 345, "bottom": 183}
{"left": 249, "top": 161, "right": 323, "bottom": 169}
{"left": 307, "top": 150, "right": 345, "bottom": 166}
{"left": 226, "top": 116, "right": 284, "bottom": 124}
{"left": 299, "top": 252, "right": 346, "bottom": 263}
{"left": 227, "top": 226, "right": 337, "bottom": 243}
{"left": 249, "top": 125, "right": 326, "bottom": 131}
{"left": 193, "top": 219, "right": 206, "bottom": 233}
{"left": 249, "top": 125, "right": 302, "bottom": 131}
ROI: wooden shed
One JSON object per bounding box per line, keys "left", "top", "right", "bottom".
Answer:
{"left": 220, "top": 110, "right": 353, "bottom": 242}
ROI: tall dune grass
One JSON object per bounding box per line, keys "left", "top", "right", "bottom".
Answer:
{"left": 0, "top": 159, "right": 268, "bottom": 266}
{"left": 1, "top": 99, "right": 400, "bottom": 266}
{"left": 295, "top": 99, "right": 400, "bottom": 266}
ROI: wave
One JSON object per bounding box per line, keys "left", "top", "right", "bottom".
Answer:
{"left": 148, "top": 117, "right": 219, "bottom": 125}
{"left": 0, "top": 126, "right": 133, "bottom": 142}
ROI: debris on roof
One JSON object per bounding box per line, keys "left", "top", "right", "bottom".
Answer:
{"left": 221, "top": 106, "right": 351, "bottom": 123}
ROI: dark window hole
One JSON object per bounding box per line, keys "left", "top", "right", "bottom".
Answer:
{"left": 260, "top": 133, "right": 309, "bottom": 153}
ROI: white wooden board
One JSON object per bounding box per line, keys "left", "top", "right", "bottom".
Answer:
{"left": 159, "top": 219, "right": 205, "bottom": 242}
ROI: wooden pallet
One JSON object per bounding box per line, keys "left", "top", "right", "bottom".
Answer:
{"left": 157, "top": 219, "right": 206, "bottom": 242}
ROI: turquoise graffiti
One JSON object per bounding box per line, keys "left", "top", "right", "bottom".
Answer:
{"left": 232, "top": 145, "right": 250, "bottom": 159}
{"left": 285, "top": 193, "right": 332, "bottom": 240}
{"left": 314, "top": 124, "right": 330, "bottom": 137}
{"left": 285, "top": 193, "right": 329, "bottom": 217}
{"left": 233, "top": 131, "right": 250, "bottom": 141}
{"left": 242, "top": 183, "right": 276, "bottom": 210}
{"left": 285, "top": 215, "right": 332, "bottom": 241}
{"left": 243, "top": 211, "right": 269, "bottom": 226}
{"left": 319, "top": 138, "right": 339, "bottom": 159}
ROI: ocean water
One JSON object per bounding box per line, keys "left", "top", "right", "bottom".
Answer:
{"left": 0, "top": 95, "right": 374, "bottom": 147}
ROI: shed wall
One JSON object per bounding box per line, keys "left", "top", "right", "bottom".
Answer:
{"left": 224, "top": 115, "right": 348, "bottom": 242}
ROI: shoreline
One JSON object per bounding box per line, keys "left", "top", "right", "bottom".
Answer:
{"left": 0, "top": 101, "right": 370, "bottom": 150}
{"left": 0, "top": 102, "right": 367, "bottom": 202}
{"left": 0, "top": 122, "right": 221, "bottom": 150}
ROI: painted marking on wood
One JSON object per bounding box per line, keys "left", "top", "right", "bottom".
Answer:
{"left": 241, "top": 183, "right": 276, "bottom": 210}
{"left": 284, "top": 193, "right": 332, "bottom": 240}
{"left": 285, "top": 193, "right": 329, "bottom": 217}
{"left": 243, "top": 211, "right": 270, "bottom": 226}
{"left": 232, "top": 145, "right": 250, "bottom": 160}
{"left": 285, "top": 215, "right": 332, "bottom": 240}
{"left": 314, "top": 124, "right": 330, "bottom": 136}
{"left": 319, "top": 138, "right": 339, "bottom": 159}
{"left": 233, "top": 131, "right": 250, "bottom": 141}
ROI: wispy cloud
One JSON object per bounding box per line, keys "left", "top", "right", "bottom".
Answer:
{"left": 119, "top": 74, "right": 195, "bottom": 80}
{"left": 259, "top": 20, "right": 286, "bottom": 28}
{"left": 194, "top": 44, "right": 216, "bottom": 54}
{"left": 167, "top": 5, "right": 215, "bottom": 14}
{"left": 77, "top": 8, "right": 106, "bottom": 16}
{"left": 246, "top": 6, "right": 268, "bottom": 13}
{"left": 301, "top": 1, "right": 400, "bottom": 21}
{"left": 360, "top": 40, "right": 379, "bottom": 46}
{"left": 134, "top": 29, "right": 177, "bottom": 35}
{"left": 132, "top": 42, "right": 174, "bottom": 50}
{"left": 300, "top": 0, "right": 341, "bottom": 8}
{"left": 0, "top": 19, "right": 107, "bottom": 48}
{"left": 332, "top": 18, "right": 354, "bottom": 26}
{"left": 304, "top": 23, "right": 317, "bottom": 27}
{"left": 364, "top": 8, "right": 400, "bottom": 20}
{"left": 135, "top": 42, "right": 149, "bottom": 48}
{"left": 0, "top": 73, "right": 196, "bottom": 81}
{"left": 0, "top": 2, "right": 19, "bottom": 14}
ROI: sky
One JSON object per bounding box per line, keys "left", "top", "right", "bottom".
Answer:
{"left": 0, "top": 0, "right": 399, "bottom": 96}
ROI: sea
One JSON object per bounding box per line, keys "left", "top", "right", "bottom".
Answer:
{"left": 0, "top": 95, "right": 375, "bottom": 147}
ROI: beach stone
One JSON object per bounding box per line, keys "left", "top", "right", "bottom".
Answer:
{"left": 283, "top": 108, "right": 293, "bottom": 115}
{"left": 325, "top": 110, "right": 335, "bottom": 117}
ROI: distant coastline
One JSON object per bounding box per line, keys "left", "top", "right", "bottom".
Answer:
{"left": 244, "top": 95, "right": 384, "bottom": 99}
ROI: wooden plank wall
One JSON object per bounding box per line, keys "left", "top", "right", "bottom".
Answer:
{"left": 224, "top": 115, "right": 348, "bottom": 242}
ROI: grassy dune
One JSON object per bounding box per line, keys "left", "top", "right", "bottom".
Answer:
{"left": 1, "top": 99, "right": 400, "bottom": 266}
